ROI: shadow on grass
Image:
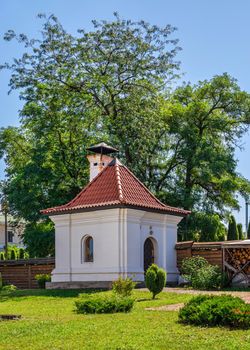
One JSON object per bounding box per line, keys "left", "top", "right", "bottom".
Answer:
{"left": 136, "top": 298, "right": 156, "bottom": 302}
{"left": 0, "top": 288, "right": 107, "bottom": 302}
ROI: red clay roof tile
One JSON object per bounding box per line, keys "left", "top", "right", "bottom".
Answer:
{"left": 41, "top": 158, "right": 190, "bottom": 216}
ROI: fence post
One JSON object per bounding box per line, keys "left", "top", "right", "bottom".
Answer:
{"left": 28, "top": 264, "right": 31, "bottom": 289}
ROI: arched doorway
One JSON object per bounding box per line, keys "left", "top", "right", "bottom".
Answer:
{"left": 144, "top": 237, "right": 155, "bottom": 272}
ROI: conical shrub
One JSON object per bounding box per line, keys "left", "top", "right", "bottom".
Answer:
{"left": 227, "top": 215, "right": 239, "bottom": 240}
{"left": 145, "top": 264, "right": 166, "bottom": 299}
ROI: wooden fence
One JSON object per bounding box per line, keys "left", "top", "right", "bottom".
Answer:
{"left": 0, "top": 258, "right": 55, "bottom": 289}
{"left": 176, "top": 241, "right": 223, "bottom": 270}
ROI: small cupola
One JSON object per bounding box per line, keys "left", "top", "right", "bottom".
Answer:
{"left": 86, "top": 142, "right": 118, "bottom": 182}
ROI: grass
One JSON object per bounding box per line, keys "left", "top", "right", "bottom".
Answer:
{"left": 1, "top": 289, "right": 250, "bottom": 350}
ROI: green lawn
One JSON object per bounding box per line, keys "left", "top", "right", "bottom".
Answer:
{"left": 1, "top": 289, "right": 250, "bottom": 350}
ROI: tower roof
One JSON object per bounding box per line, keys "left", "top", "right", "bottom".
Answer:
{"left": 86, "top": 142, "right": 118, "bottom": 155}
{"left": 41, "top": 158, "right": 190, "bottom": 217}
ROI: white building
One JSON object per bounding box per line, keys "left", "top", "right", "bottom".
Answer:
{"left": 0, "top": 214, "right": 24, "bottom": 251}
{"left": 42, "top": 143, "right": 189, "bottom": 288}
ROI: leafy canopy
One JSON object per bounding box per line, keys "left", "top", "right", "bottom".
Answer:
{"left": 0, "top": 14, "right": 250, "bottom": 246}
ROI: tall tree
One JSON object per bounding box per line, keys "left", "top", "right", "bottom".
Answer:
{"left": 237, "top": 223, "right": 244, "bottom": 240}
{"left": 178, "top": 212, "right": 226, "bottom": 242}
{"left": 0, "top": 14, "right": 180, "bottom": 221}
{"left": 247, "top": 223, "right": 250, "bottom": 239}
{"left": 227, "top": 215, "right": 239, "bottom": 240}
{"left": 1, "top": 14, "right": 250, "bottom": 246}
{"left": 160, "top": 74, "right": 250, "bottom": 213}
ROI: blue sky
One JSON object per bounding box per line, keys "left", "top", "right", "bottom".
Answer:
{"left": 0, "top": 0, "right": 250, "bottom": 226}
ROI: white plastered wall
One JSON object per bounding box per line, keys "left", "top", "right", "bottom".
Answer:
{"left": 127, "top": 210, "right": 182, "bottom": 282}
{"left": 50, "top": 208, "right": 183, "bottom": 283}
{"left": 51, "top": 209, "right": 122, "bottom": 282}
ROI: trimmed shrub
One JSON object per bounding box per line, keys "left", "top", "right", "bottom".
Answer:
{"left": 0, "top": 252, "right": 5, "bottom": 261}
{"left": 112, "top": 277, "right": 136, "bottom": 297}
{"left": 19, "top": 248, "right": 25, "bottom": 259}
{"left": 10, "top": 249, "right": 17, "bottom": 260}
{"left": 35, "top": 274, "right": 51, "bottom": 289}
{"left": 237, "top": 223, "right": 244, "bottom": 240}
{"left": 179, "top": 295, "right": 250, "bottom": 329}
{"left": 75, "top": 294, "right": 134, "bottom": 314}
{"left": 145, "top": 264, "right": 166, "bottom": 299}
{"left": 181, "top": 256, "right": 226, "bottom": 290}
{"left": 1, "top": 284, "right": 17, "bottom": 292}
{"left": 227, "top": 215, "right": 239, "bottom": 240}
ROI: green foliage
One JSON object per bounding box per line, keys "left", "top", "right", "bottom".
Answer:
{"left": 75, "top": 294, "right": 134, "bottom": 314}
{"left": 1, "top": 15, "right": 250, "bottom": 244}
{"left": 23, "top": 221, "right": 55, "bottom": 258}
{"left": 0, "top": 273, "right": 2, "bottom": 289}
{"left": 179, "top": 212, "right": 226, "bottom": 241}
{"left": 145, "top": 264, "right": 166, "bottom": 299}
{"left": 0, "top": 14, "right": 180, "bottom": 224}
{"left": 112, "top": 277, "right": 136, "bottom": 297}
{"left": 181, "top": 256, "right": 208, "bottom": 276}
{"left": 165, "top": 74, "right": 250, "bottom": 214}
{"left": 35, "top": 274, "right": 51, "bottom": 289}
{"left": 248, "top": 223, "right": 250, "bottom": 239}
{"left": 19, "top": 248, "right": 25, "bottom": 259}
{"left": 10, "top": 249, "right": 16, "bottom": 260}
{"left": 181, "top": 256, "right": 225, "bottom": 290}
{"left": 0, "top": 247, "right": 28, "bottom": 261}
{"left": 227, "top": 215, "right": 239, "bottom": 240}
{"left": 237, "top": 223, "right": 244, "bottom": 240}
{"left": 191, "top": 265, "right": 225, "bottom": 290}
{"left": 1, "top": 284, "right": 17, "bottom": 292}
{"left": 179, "top": 295, "right": 250, "bottom": 329}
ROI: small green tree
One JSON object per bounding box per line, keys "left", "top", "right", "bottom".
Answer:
{"left": 10, "top": 249, "right": 16, "bottom": 260}
{"left": 237, "top": 223, "right": 244, "bottom": 240}
{"left": 145, "top": 264, "right": 166, "bottom": 299}
{"left": 23, "top": 221, "right": 55, "bottom": 258}
{"left": 247, "top": 223, "right": 250, "bottom": 239}
{"left": 19, "top": 248, "right": 25, "bottom": 259}
{"left": 227, "top": 215, "right": 239, "bottom": 240}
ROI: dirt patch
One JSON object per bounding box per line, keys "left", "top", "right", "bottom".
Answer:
{"left": 145, "top": 303, "right": 184, "bottom": 311}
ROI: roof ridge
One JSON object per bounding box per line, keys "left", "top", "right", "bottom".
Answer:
{"left": 114, "top": 162, "right": 124, "bottom": 202}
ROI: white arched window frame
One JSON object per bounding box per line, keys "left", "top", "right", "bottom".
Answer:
{"left": 81, "top": 235, "right": 94, "bottom": 263}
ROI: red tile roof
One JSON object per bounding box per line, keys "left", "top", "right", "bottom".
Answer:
{"left": 41, "top": 158, "right": 190, "bottom": 216}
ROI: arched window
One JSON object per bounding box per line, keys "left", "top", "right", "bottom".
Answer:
{"left": 82, "top": 236, "right": 94, "bottom": 262}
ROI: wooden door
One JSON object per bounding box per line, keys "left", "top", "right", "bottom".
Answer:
{"left": 144, "top": 238, "right": 154, "bottom": 272}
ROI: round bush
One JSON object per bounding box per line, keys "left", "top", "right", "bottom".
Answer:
{"left": 35, "top": 274, "right": 51, "bottom": 289}
{"left": 75, "top": 294, "right": 134, "bottom": 314}
{"left": 181, "top": 256, "right": 226, "bottom": 290}
{"left": 112, "top": 277, "right": 136, "bottom": 297}
{"left": 179, "top": 295, "right": 250, "bottom": 329}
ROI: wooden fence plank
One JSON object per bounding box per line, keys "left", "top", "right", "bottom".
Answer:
{"left": 0, "top": 258, "right": 55, "bottom": 289}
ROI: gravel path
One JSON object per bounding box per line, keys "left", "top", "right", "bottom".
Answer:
{"left": 143, "top": 287, "right": 250, "bottom": 311}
